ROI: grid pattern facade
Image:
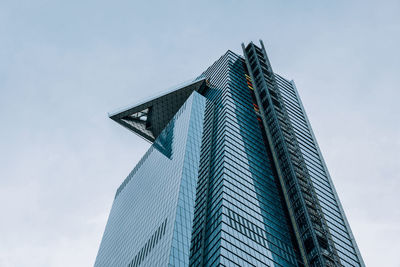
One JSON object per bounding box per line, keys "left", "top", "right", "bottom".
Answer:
{"left": 169, "top": 92, "right": 207, "bottom": 266}
{"left": 189, "top": 51, "right": 303, "bottom": 266}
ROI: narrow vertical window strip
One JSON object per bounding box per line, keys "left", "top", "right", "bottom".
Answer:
{"left": 127, "top": 218, "right": 168, "bottom": 267}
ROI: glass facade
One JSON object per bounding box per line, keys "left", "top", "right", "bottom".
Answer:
{"left": 95, "top": 93, "right": 206, "bottom": 266}
{"left": 95, "top": 40, "right": 364, "bottom": 267}
{"left": 189, "top": 51, "right": 302, "bottom": 266}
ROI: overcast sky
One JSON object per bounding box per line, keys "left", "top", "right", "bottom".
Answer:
{"left": 0, "top": 0, "right": 399, "bottom": 266}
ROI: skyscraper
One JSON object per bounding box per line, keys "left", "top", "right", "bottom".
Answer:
{"left": 95, "top": 40, "right": 364, "bottom": 267}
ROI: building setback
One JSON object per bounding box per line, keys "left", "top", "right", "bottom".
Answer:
{"left": 94, "top": 40, "right": 364, "bottom": 267}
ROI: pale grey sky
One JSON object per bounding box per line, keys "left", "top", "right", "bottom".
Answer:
{"left": 0, "top": 0, "right": 399, "bottom": 266}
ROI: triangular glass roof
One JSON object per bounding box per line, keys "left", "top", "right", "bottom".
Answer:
{"left": 109, "top": 78, "right": 208, "bottom": 142}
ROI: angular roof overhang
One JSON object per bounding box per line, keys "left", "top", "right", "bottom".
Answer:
{"left": 108, "top": 78, "right": 208, "bottom": 143}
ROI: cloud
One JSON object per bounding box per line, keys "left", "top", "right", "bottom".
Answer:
{"left": 0, "top": 0, "right": 399, "bottom": 266}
